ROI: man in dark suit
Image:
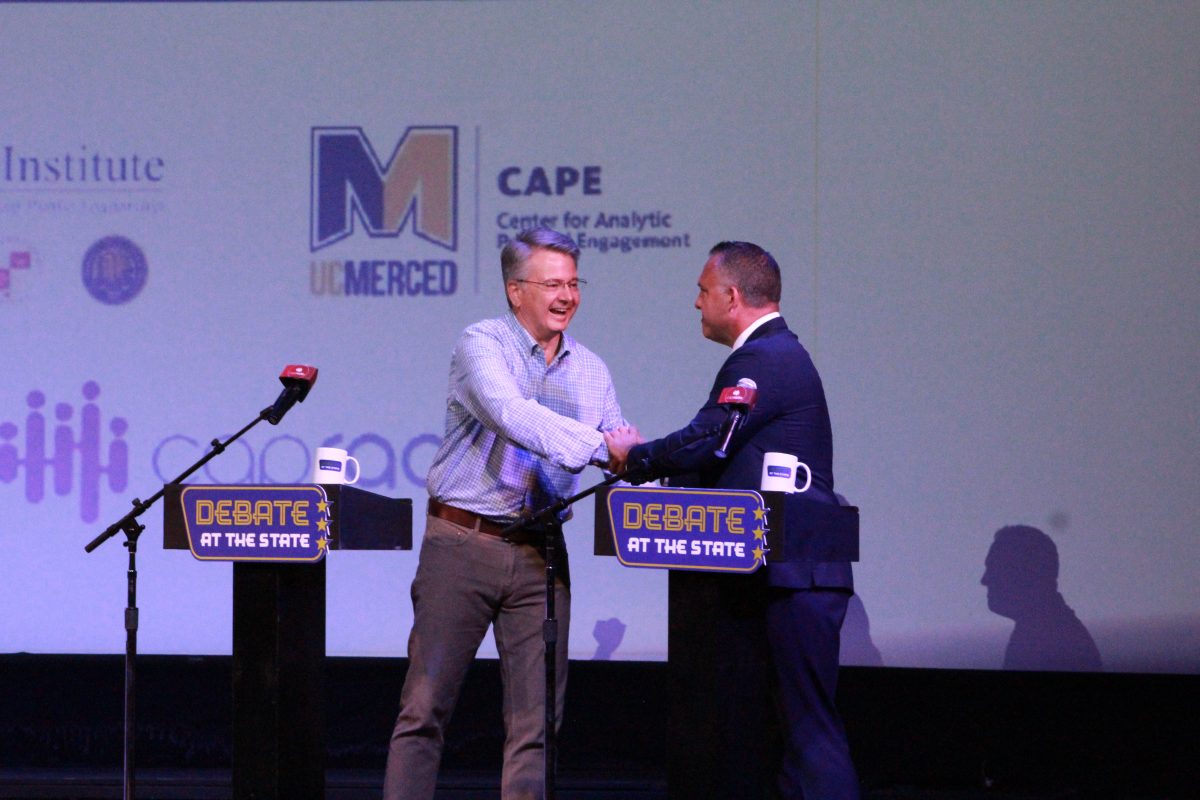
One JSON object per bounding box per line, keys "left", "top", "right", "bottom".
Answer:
{"left": 607, "top": 241, "right": 859, "bottom": 799}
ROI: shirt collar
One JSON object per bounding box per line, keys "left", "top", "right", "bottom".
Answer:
{"left": 504, "top": 311, "right": 573, "bottom": 362}
{"left": 732, "top": 311, "right": 781, "bottom": 351}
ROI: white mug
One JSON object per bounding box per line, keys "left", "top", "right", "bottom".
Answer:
{"left": 312, "top": 446, "right": 361, "bottom": 484}
{"left": 760, "top": 452, "right": 812, "bottom": 493}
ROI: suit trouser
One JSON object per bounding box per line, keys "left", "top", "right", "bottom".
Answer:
{"left": 668, "top": 572, "right": 858, "bottom": 800}
{"left": 767, "top": 587, "right": 859, "bottom": 800}
{"left": 383, "top": 514, "right": 570, "bottom": 800}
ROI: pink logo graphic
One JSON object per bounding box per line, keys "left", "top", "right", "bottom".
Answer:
{"left": 1, "top": 241, "right": 37, "bottom": 298}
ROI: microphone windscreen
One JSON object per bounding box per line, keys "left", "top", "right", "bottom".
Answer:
{"left": 717, "top": 382, "right": 757, "bottom": 408}
{"left": 279, "top": 364, "right": 318, "bottom": 401}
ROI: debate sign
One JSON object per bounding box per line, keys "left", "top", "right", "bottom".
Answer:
{"left": 606, "top": 486, "right": 769, "bottom": 573}
{"left": 180, "top": 485, "right": 331, "bottom": 563}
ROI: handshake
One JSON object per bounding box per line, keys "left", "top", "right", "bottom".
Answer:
{"left": 603, "top": 425, "right": 645, "bottom": 476}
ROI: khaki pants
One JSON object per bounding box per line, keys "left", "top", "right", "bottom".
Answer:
{"left": 383, "top": 513, "right": 570, "bottom": 800}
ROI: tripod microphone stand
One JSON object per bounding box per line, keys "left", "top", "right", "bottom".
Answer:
{"left": 499, "top": 470, "right": 623, "bottom": 800}
{"left": 501, "top": 424, "right": 721, "bottom": 800}
{"left": 83, "top": 400, "right": 303, "bottom": 800}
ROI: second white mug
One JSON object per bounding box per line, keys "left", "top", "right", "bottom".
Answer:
{"left": 760, "top": 452, "right": 812, "bottom": 493}
{"left": 312, "top": 446, "right": 361, "bottom": 484}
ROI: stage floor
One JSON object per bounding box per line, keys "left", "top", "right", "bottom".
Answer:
{"left": 2, "top": 655, "right": 1194, "bottom": 800}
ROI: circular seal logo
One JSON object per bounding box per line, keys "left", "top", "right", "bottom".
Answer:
{"left": 82, "top": 235, "right": 148, "bottom": 305}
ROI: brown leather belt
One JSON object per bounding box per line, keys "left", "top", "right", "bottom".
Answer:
{"left": 427, "top": 499, "right": 514, "bottom": 538}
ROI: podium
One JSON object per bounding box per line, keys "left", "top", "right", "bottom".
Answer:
{"left": 164, "top": 484, "right": 412, "bottom": 800}
{"left": 595, "top": 486, "right": 858, "bottom": 799}
{"left": 594, "top": 486, "right": 858, "bottom": 563}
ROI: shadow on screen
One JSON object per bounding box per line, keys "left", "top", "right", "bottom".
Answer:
{"left": 981, "top": 525, "right": 1102, "bottom": 671}
{"left": 840, "top": 593, "right": 884, "bottom": 667}
{"left": 591, "top": 616, "right": 627, "bottom": 660}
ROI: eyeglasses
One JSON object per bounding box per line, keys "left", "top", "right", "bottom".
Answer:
{"left": 514, "top": 278, "right": 587, "bottom": 293}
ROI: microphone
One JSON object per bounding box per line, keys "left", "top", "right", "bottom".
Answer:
{"left": 263, "top": 364, "right": 318, "bottom": 425}
{"left": 714, "top": 377, "right": 758, "bottom": 459}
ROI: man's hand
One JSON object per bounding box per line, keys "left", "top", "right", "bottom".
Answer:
{"left": 603, "top": 425, "right": 643, "bottom": 474}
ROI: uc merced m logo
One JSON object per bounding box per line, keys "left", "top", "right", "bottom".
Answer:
{"left": 310, "top": 126, "right": 457, "bottom": 253}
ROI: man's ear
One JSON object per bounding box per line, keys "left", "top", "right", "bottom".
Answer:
{"left": 726, "top": 283, "right": 742, "bottom": 311}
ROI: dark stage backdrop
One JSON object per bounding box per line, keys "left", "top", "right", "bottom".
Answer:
{"left": 1, "top": 1, "right": 1197, "bottom": 674}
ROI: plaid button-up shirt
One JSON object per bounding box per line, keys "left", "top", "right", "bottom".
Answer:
{"left": 425, "top": 312, "right": 628, "bottom": 522}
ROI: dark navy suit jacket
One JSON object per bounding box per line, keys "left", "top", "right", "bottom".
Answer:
{"left": 627, "top": 316, "right": 853, "bottom": 590}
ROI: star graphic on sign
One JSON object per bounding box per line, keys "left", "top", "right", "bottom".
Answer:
{"left": 317, "top": 500, "right": 329, "bottom": 515}
{"left": 317, "top": 517, "right": 328, "bottom": 532}
{"left": 753, "top": 546, "right": 765, "bottom": 562}
{"left": 754, "top": 527, "right": 766, "bottom": 541}
{"left": 753, "top": 507, "right": 766, "bottom": 521}
{"left": 318, "top": 536, "right": 328, "bottom": 553}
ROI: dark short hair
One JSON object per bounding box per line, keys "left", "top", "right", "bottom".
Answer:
{"left": 709, "top": 240, "right": 781, "bottom": 307}
{"left": 501, "top": 228, "right": 580, "bottom": 285}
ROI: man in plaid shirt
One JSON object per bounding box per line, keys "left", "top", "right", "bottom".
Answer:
{"left": 383, "top": 227, "right": 640, "bottom": 800}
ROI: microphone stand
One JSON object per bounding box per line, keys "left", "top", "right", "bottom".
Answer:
{"left": 500, "top": 425, "right": 721, "bottom": 800}
{"left": 84, "top": 403, "right": 285, "bottom": 800}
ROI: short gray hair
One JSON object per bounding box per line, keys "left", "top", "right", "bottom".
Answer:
{"left": 501, "top": 228, "right": 581, "bottom": 285}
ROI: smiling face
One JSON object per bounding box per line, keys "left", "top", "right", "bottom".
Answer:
{"left": 506, "top": 246, "right": 580, "bottom": 355}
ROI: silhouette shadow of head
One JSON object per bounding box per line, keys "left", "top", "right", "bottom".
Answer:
{"left": 981, "top": 525, "right": 1102, "bottom": 671}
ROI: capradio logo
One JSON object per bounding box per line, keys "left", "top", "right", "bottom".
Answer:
{"left": 1, "top": 381, "right": 129, "bottom": 523}
{"left": 310, "top": 126, "right": 458, "bottom": 252}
